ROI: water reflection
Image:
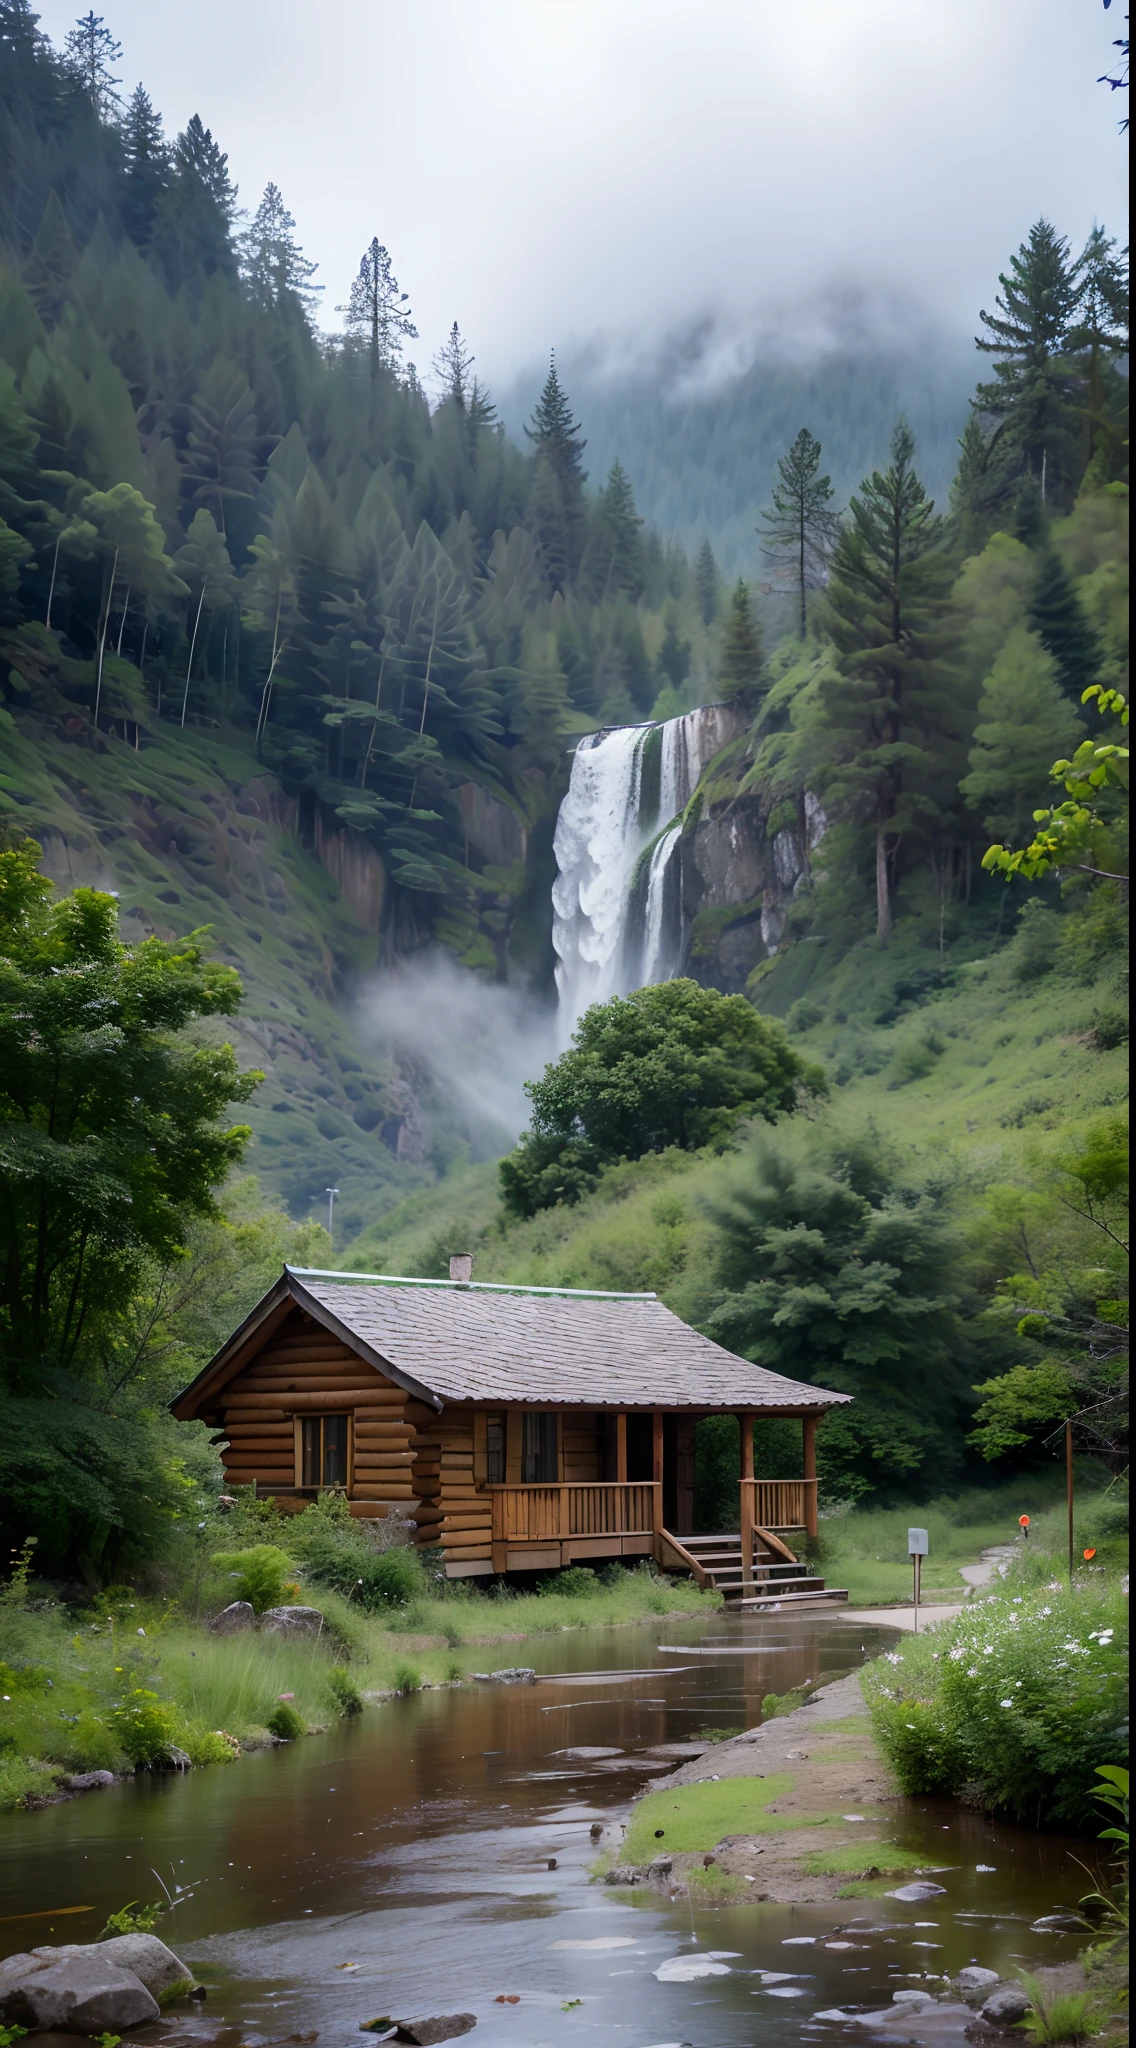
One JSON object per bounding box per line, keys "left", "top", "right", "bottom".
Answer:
{"left": 0, "top": 1611, "right": 1092, "bottom": 2045}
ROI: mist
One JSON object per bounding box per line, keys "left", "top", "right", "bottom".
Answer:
{"left": 33, "top": 0, "right": 1127, "bottom": 381}
{"left": 358, "top": 953, "right": 556, "bottom": 1161}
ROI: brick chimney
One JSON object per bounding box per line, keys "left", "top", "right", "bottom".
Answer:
{"left": 448, "top": 1253, "right": 474, "bottom": 1285}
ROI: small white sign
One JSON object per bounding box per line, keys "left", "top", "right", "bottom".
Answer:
{"left": 908, "top": 1527, "right": 929, "bottom": 1556}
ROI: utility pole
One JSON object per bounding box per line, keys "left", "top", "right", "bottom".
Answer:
{"left": 1066, "top": 1417, "right": 1074, "bottom": 1589}
{"left": 326, "top": 1186, "right": 339, "bottom": 1246}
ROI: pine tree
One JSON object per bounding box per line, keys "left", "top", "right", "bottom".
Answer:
{"left": 62, "top": 10, "right": 122, "bottom": 121}
{"left": 338, "top": 238, "right": 417, "bottom": 378}
{"left": 694, "top": 538, "right": 720, "bottom": 624}
{"left": 718, "top": 579, "right": 764, "bottom": 706}
{"left": 433, "top": 320, "right": 474, "bottom": 407}
{"left": 960, "top": 626, "right": 1084, "bottom": 841}
{"left": 949, "top": 414, "right": 1016, "bottom": 554}
{"left": 151, "top": 114, "right": 238, "bottom": 286}
{"left": 240, "top": 183, "right": 321, "bottom": 319}
{"left": 1069, "top": 224, "right": 1128, "bottom": 468}
{"left": 119, "top": 85, "right": 169, "bottom": 249}
{"left": 525, "top": 354, "right": 587, "bottom": 581}
{"left": 758, "top": 426, "right": 840, "bottom": 638}
{"left": 1028, "top": 551, "right": 1103, "bottom": 700}
{"left": 974, "top": 219, "right": 1080, "bottom": 500}
{"left": 585, "top": 460, "right": 645, "bottom": 599}
{"left": 657, "top": 609, "right": 691, "bottom": 690}
{"left": 816, "top": 421, "right": 958, "bottom": 938}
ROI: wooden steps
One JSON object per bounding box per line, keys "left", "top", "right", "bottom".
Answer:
{"left": 676, "top": 1531, "right": 848, "bottom": 1609}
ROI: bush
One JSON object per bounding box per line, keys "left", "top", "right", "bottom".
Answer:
{"left": 539, "top": 1566, "right": 597, "bottom": 1596}
{"left": 178, "top": 1725, "right": 238, "bottom": 1766}
{"left": 787, "top": 997, "right": 825, "bottom": 1033}
{"left": 327, "top": 1666, "right": 364, "bottom": 1716}
{"left": 392, "top": 1663, "right": 421, "bottom": 1695}
{"left": 863, "top": 1584, "right": 1128, "bottom": 1826}
{"left": 109, "top": 1688, "right": 180, "bottom": 1768}
{"left": 210, "top": 1545, "right": 294, "bottom": 1613}
{"left": 266, "top": 1702, "right": 305, "bottom": 1740}
{"left": 287, "top": 1500, "right": 426, "bottom": 1611}
{"left": 66, "top": 1713, "right": 121, "bottom": 1773}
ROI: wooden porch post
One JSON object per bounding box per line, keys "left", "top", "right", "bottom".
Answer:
{"left": 803, "top": 1414, "right": 819, "bottom": 1540}
{"left": 615, "top": 1411, "right": 627, "bottom": 1483}
{"left": 652, "top": 1409, "right": 664, "bottom": 1562}
{"left": 739, "top": 1411, "right": 754, "bottom": 1589}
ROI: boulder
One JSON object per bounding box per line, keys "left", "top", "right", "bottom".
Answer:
{"left": 59, "top": 1770, "right": 116, "bottom": 1791}
{"left": 32, "top": 1934, "right": 193, "bottom": 2000}
{"left": 956, "top": 1966, "right": 1000, "bottom": 2004}
{"left": 603, "top": 1863, "right": 647, "bottom": 1885}
{"left": 259, "top": 1606, "right": 325, "bottom": 1636}
{"left": 980, "top": 1984, "right": 1032, "bottom": 2026}
{"left": 884, "top": 1881, "right": 947, "bottom": 1901}
{"left": 0, "top": 1956, "right": 159, "bottom": 2033}
{"left": 209, "top": 1600, "right": 257, "bottom": 1634}
{"left": 393, "top": 2019, "right": 476, "bottom": 2045}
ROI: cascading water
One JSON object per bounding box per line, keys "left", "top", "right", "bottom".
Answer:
{"left": 553, "top": 703, "right": 738, "bottom": 1038}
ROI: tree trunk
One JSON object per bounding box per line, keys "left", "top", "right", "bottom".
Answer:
{"left": 116, "top": 585, "right": 131, "bottom": 656}
{"left": 93, "top": 548, "right": 119, "bottom": 726}
{"left": 875, "top": 822, "right": 892, "bottom": 938}
{"left": 45, "top": 534, "right": 61, "bottom": 631}
{"left": 180, "top": 585, "right": 207, "bottom": 728}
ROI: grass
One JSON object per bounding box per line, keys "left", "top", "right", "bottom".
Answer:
{"left": 816, "top": 1477, "right": 1071, "bottom": 1606}
{"left": 798, "top": 1841, "right": 925, "bottom": 1875}
{"left": 622, "top": 1773, "right": 802, "bottom": 1861}
{"left": 0, "top": 1563, "right": 717, "bottom": 1809}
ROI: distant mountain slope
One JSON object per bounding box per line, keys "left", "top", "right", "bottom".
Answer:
{"left": 503, "top": 333, "right": 975, "bottom": 578}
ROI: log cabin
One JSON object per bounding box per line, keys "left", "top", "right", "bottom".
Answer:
{"left": 171, "top": 1261, "right": 852, "bottom": 1602}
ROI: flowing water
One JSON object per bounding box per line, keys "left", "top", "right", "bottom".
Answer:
{"left": 552, "top": 706, "right": 738, "bottom": 1038}
{"left": 0, "top": 1611, "right": 1091, "bottom": 2047}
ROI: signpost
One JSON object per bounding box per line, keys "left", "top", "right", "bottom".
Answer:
{"left": 908, "top": 1527, "right": 929, "bottom": 1632}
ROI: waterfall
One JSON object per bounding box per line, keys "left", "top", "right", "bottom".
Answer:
{"left": 553, "top": 704, "right": 737, "bottom": 1038}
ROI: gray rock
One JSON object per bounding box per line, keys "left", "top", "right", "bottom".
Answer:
{"left": 158, "top": 1745, "right": 193, "bottom": 1771}
{"left": 956, "top": 1966, "right": 1000, "bottom": 2004}
{"left": 604, "top": 1863, "right": 648, "bottom": 1885}
{"left": 0, "top": 1956, "right": 40, "bottom": 1995}
{"left": 885, "top": 1881, "right": 947, "bottom": 1901}
{"left": 648, "top": 1855, "right": 673, "bottom": 1877}
{"left": 980, "top": 1984, "right": 1032, "bottom": 2025}
{"left": 259, "top": 1605, "right": 325, "bottom": 1636}
{"left": 31, "top": 1935, "right": 193, "bottom": 2000}
{"left": 209, "top": 1600, "right": 257, "bottom": 1634}
{"left": 59, "top": 1769, "right": 116, "bottom": 1791}
{"left": 393, "top": 2019, "right": 476, "bottom": 2045}
{"left": 892, "top": 1989, "right": 933, "bottom": 2004}
{"left": 0, "top": 1956, "right": 159, "bottom": 2033}
{"left": 1031, "top": 1913, "right": 1084, "bottom": 1931}
{"left": 483, "top": 1666, "right": 535, "bottom": 1684}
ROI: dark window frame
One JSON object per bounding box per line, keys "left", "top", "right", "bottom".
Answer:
{"left": 301, "top": 1413, "right": 349, "bottom": 1488}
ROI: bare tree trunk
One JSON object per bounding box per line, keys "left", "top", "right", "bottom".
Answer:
{"left": 180, "top": 586, "right": 207, "bottom": 729}
{"left": 115, "top": 586, "right": 131, "bottom": 656}
{"left": 255, "top": 589, "right": 283, "bottom": 756}
{"left": 45, "top": 534, "right": 61, "bottom": 631}
{"left": 875, "top": 822, "right": 892, "bottom": 939}
{"left": 93, "top": 548, "right": 119, "bottom": 726}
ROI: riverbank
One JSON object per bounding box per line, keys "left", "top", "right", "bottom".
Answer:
{"left": 0, "top": 1567, "right": 721, "bottom": 1812}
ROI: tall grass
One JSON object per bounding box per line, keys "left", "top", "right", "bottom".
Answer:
{"left": 817, "top": 1476, "right": 1072, "bottom": 1604}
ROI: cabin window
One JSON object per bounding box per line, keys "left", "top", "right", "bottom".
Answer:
{"left": 301, "top": 1414, "right": 348, "bottom": 1487}
{"left": 521, "top": 1411, "right": 558, "bottom": 1484}
{"left": 485, "top": 1412, "right": 507, "bottom": 1486}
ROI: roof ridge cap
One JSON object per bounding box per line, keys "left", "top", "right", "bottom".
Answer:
{"left": 286, "top": 1265, "right": 658, "bottom": 1302}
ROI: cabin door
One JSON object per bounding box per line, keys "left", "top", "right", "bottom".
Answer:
{"left": 662, "top": 1416, "right": 696, "bottom": 1535}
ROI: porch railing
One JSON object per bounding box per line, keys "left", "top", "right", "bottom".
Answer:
{"left": 488, "top": 1482, "right": 660, "bottom": 1544}
{"left": 740, "top": 1477, "right": 818, "bottom": 1533}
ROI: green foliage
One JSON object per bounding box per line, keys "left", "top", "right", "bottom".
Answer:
{"left": 863, "top": 1584, "right": 1128, "bottom": 1827}
{"left": 703, "top": 1118, "right": 976, "bottom": 1498}
{"left": 108, "top": 1686, "right": 180, "bottom": 1767}
{"left": 266, "top": 1700, "right": 305, "bottom": 1740}
{"left": 501, "top": 979, "right": 820, "bottom": 1218}
{"left": 391, "top": 1662, "right": 422, "bottom": 1695}
{"left": 98, "top": 1901, "right": 164, "bottom": 1939}
{"left": 717, "top": 579, "right": 764, "bottom": 704}
{"left": 327, "top": 1665, "right": 364, "bottom": 1716}
{"left": 287, "top": 1495, "right": 426, "bottom": 1609}
{"left": 210, "top": 1545, "right": 294, "bottom": 1614}
{"left": 1016, "top": 1972, "right": 1103, "bottom": 2045}
{"left": 539, "top": 1566, "right": 597, "bottom": 1596}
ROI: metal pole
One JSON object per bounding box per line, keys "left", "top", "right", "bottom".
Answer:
{"left": 913, "top": 1551, "right": 920, "bottom": 1633}
{"left": 1066, "top": 1417, "right": 1074, "bottom": 1588}
{"left": 326, "top": 1186, "right": 338, "bottom": 1245}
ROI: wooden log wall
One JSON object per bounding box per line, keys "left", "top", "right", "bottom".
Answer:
{"left": 562, "top": 1414, "right": 602, "bottom": 1483}
{"left": 409, "top": 1407, "right": 492, "bottom": 1562}
{"left": 217, "top": 1307, "right": 418, "bottom": 1509}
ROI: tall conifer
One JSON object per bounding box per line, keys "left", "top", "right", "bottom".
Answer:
{"left": 758, "top": 427, "right": 840, "bottom": 638}
{"left": 974, "top": 219, "right": 1080, "bottom": 500}
{"left": 694, "top": 538, "right": 720, "bottom": 624}
{"left": 1028, "top": 552, "right": 1103, "bottom": 700}
{"left": 718, "top": 579, "right": 764, "bottom": 706}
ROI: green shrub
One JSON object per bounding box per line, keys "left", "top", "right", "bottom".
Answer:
{"left": 66, "top": 1714, "right": 121, "bottom": 1773}
{"left": 327, "top": 1666, "right": 364, "bottom": 1716}
{"left": 108, "top": 1689, "right": 180, "bottom": 1768}
{"left": 598, "top": 1562, "right": 631, "bottom": 1588}
{"left": 178, "top": 1725, "right": 238, "bottom": 1765}
{"left": 863, "top": 1584, "right": 1128, "bottom": 1826}
{"left": 287, "top": 1503, "right": 426, "bottom": 1610}
{"left": 210, "top": 1545, "right": 295, "bottom": 1613}
{"left": 392, "top": 1663, "right": 421, "bottom": 1695}
{"left": 787, "top": 997, "right": 825, "bottom": 1033}
{"left": 266, "top": 1702, "right": 306, "bottom": 1740}
{"left": 1017, "top": 1972, "right": 1101, "bottom": 2044}
{"left": 98, "top": 1901, "right": 164, "bottom": 1939}
{"left": 539, "top": 1566, "right": 597, "bottom": 1596}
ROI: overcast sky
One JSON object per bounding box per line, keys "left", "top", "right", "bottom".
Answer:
{"left": 36, "top": 0, "right": 1128, "bottom": 383}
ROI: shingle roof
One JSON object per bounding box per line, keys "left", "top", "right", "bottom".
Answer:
{"left": 277, "top": 1269, "right": 849, "bottom": 1413}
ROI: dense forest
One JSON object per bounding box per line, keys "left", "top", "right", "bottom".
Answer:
{"left": 0, "top": 2, "right": 1129, "bottom": 1567}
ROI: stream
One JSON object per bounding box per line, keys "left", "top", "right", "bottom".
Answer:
{"left": 0, "top": 1609, "right": 1093, "bottom": 2046}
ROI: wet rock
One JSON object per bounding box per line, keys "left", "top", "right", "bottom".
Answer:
{"left": 893, "top": 1990, "right": 933, "bottom": 2004}
{"left": 473, "top": 1667, "right": 534, "bottom": 1685}
{"left": 603, "top": 1863, "right": 648, "bottom": 1886}
{"left": 1031, "top": 1914, "right": 1084, "bottom": 1931}
{"left": 885, "top": 1881, "right": 948, "bottom": 1901}
{"left": 648, "top": 1855, "right": 673, "bottom": 1877}
{"left": 392, "top": 2018, "right": 476, "bottom": 2045}
{"left": 260, "top": 1606, "right": 325, "bottom": 1636}
{"left": 209, "top": 1601, "right": 257, "bottom": 1635}
{"left": 31, "top": 1934, "right": 194, "bottom": 2000}
{"left": 59, "top": 1769, "right": 116, "bottom": 1792}
{"left": 158, "top": 1745, "right": 193, "bottom": 1771}
{"left": 980, "top": 1984, "right": 1032, "bottom": 2026}
{"left": 0, "top": 1955, "right": 159, "bottom": 2032}
{"left": 956, "top": 1967, "right": 1000, "bottom": 2004}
